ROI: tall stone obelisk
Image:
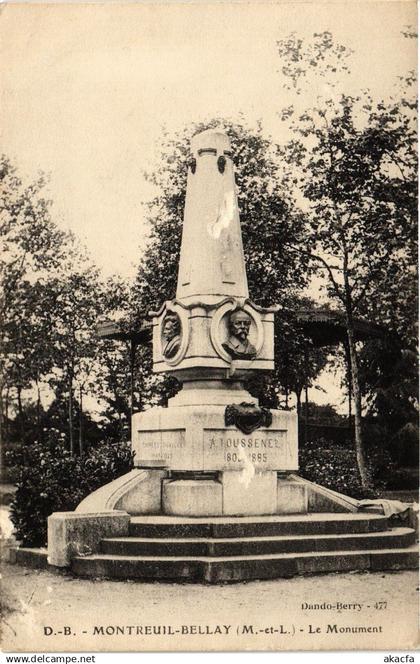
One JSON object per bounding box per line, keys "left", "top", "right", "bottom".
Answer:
{"left": 177, "top": 130, "right": 248, "bottom": 304}
{"left": 131, "top": 129, "right": 301, "bottom": 516}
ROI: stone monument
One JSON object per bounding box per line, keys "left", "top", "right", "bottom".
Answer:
{"left": 71, "top": 128, "right": 303, "bottom": 518}
{"left": 131, "top": 128, "right": 301, "bottom": 517}
{"left": 46, "top": 128, "right": 417, "bottom": 581}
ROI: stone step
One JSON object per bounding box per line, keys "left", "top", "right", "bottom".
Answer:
{"left": 129, "top": 513, "right": 389, "bottom": 539}
{"left": 72, "top": 545, "right": 419, "bottom": 583}
{"left": 100, "top": 527, "right": 415, "bottom": 557}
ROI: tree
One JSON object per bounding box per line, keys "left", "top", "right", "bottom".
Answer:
{"left": 358, "top": 337, "right": 418, "bottom": 466}
{"left": 277, "top": 31, "right": 417, "bottom": 489}
{"left": 0, "top": 156, "right": 108, "bottom": 454}
{"left": 276, "top": 30, "right": 353, "bottom": 93}
{"left": 48, "top": 252, "right": 103, "bottom": 454}
{"left": 0, "top": 156, "right": 68, "bottom": 445}
{"left": 132, "top": 118, "right": 310, "bottom": 408}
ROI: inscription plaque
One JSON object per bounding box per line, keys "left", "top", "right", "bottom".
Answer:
{"left": 135, "top": 419, "right": 298, "bottom": 471}
{"left": 137, "top": 429, "right": 186, "bottom": 465}
{"left": 203, "top": 428, "right": 297, "bottom": 470}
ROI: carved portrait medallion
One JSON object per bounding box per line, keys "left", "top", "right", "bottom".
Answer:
{"left": 222, "top": 309, "right": 257, "bottom": 360}
{"left": 161, "top": 312, "right": 182, "bottom": 359}
{"left": 210, "top": 300, "right": 264, "bottom": 363}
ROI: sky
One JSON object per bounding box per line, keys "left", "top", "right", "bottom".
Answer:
{"left": 1, "top": 1, "right": 417, "bottom": 411}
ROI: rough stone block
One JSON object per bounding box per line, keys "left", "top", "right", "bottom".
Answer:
{"left": 76, "top": 469, "right": 166, "bottom": 515}
{"left": 204, "top": 557, "right": 298, "bottom": 583}
{"left": 162, "top": 479, "right": 223, "bottom": 516}
{"left": 370, "top": 548, "right": 419, "bottom": 571}
{"left": 72, "top": 555, "right": 204, "bottom": 581}
{"left": 14, "top": 547, "right": 49, "bottom": 569}
{"left": 288, "top": 474, "right": 357, "bottom": 513}
{"left": 48, "top": 510, "right": 130, "bottom": 567}
{"left": 277, "top": 478, "right": 308, "bottom": 514}
{"left": 408, "top": 504, "right": 419, "bottom": 539}
{"left": 296, "top": 552, "right": 370, "bottom": 575}
{"left": 222, "top": 470, "right": 277, "bottom": 516}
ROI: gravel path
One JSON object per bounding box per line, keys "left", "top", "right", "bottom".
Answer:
{"left": 2, "top": 562, "right": 418, "bottom": 652}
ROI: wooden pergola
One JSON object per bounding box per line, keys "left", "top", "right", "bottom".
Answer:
{"left": 296, "top": 308, "right": 390, "bottom": 442}
{"left": 296, "top": 308, "right": 387, "bottom": 347}
{"left": 96, "top": 319, "right": 152, "bottom": 429}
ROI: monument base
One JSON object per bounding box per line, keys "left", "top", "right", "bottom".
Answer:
{"left": 50, "top": 472, "right": 417, "bottom": 579}
{"left": 161, "top": 471, "right": 288, "bottom": 517}
{"left": 76, "top": 469, "right": 308, "bottom": 517}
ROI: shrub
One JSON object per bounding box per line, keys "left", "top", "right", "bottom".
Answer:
{"left": 6, "top": 432, "right": 134, "bottom": 547}
{"left": 299, "top": 437, "right": 396, "bottom": 499}
{"left": 381, "top": 467, "right": 419, "bottom": 491}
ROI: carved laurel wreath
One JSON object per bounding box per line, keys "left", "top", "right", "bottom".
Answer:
{"left": 224, "top": 402, "right": 273, "bottom": 435}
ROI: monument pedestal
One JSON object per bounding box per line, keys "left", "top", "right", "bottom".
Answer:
{"left": 132, "top": 402, "right": 298, "bottom": 473}
{"left": 130, "top": 390, "right": 302, "bottom": 516}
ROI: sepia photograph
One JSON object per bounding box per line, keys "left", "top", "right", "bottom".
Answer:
{"left": 0, "top": 0, "right": 418, "bottom": 654}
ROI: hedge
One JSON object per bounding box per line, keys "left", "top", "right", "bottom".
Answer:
{"left": 6, "top": 434, "right": 134, "bottom": 547}
{"left": 299, "top": 437, "right": 397, "bottom": 499}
